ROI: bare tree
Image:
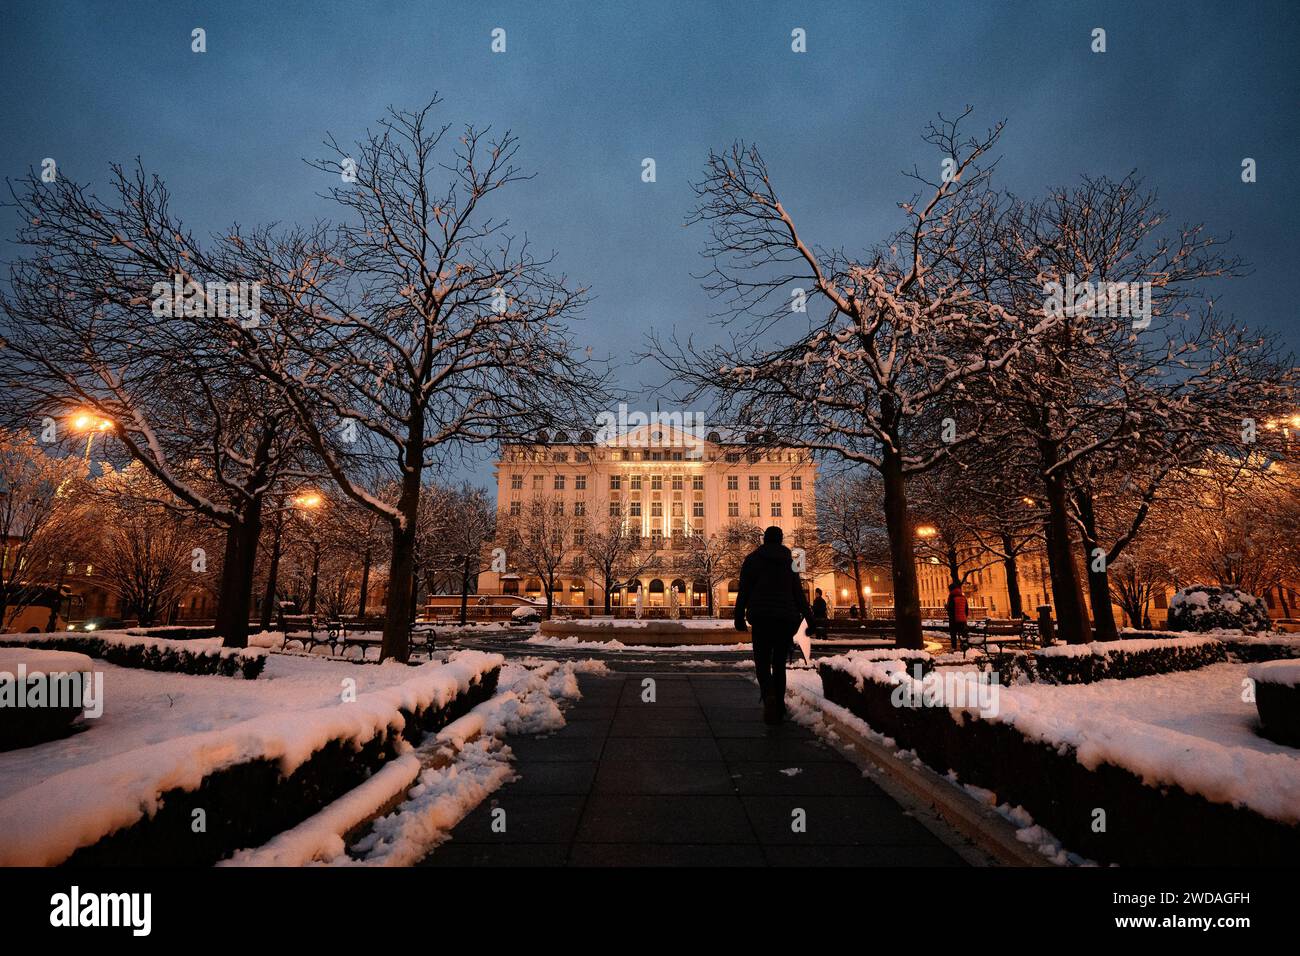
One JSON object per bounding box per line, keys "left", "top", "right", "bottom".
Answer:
{"left": 581, "top": 499, "right": 660, "bottom": 614}
{"left": 427, "top": 483, "right": 496, "bottom": 625}
{"left": 91, "top": 463, "right": 205, "bottom": 626}
{"left": 816, "top": 473, "right": 890, "bottom": 612}
{"left": 0, "top": 432, "right": 89, "bottom": 629}
{"left": 0, "top": 164, "right": 309, "bottom": 647}
{"left": 680, "top": 519, "right": 762, "bottom": 615}
{"left": 226, "top": 100, "right": 608, "bottom": 659}
{"left": 498, "top": 495, "right": 578, "bottom": 619}
{"left": 661, "top": 111, "right": 1047, "bottom": 648}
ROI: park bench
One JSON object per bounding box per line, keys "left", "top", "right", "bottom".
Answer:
{"left": 280, "top": 615, "right": 342, "bottom": 654}
{"left": 960, "top": 617, "right": 1041, "bottom": 654}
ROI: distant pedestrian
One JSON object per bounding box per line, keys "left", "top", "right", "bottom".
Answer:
{"left": 811, "top": 587, "right": 829, "bottom": 639}
{"left": 734, "top": 526, "right": 812, "bottom": 724}
{"left": 946, "top": 582, "right": 969, "bottom": 651}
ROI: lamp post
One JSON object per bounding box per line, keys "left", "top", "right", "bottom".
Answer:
{"left": 294, "top": 492, "right": 324, "bottom": 616}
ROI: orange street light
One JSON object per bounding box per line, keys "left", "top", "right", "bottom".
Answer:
{"left": 916, "top": 525, "right": 937, "bottom": 538}
{"left": 294, "top": 492, "right": 323, "bottom": 509}
{"left": 70, "top": 411, "right": 112, "bottom": 462}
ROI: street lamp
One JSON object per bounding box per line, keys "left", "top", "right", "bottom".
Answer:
{"left": 70, "top": 411, "right": 113, "bottom": 463}
{"left": 293, "top": 492, "right": 325, "bottom": 615}
{"left": 916, "top": 525, "right": 937, "bottom": 538}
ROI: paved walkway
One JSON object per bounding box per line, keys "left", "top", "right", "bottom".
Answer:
{"left": 419, "top": 672, "right": 967, "bottom": 866}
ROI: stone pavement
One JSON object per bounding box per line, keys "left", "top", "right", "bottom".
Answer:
{"left": 419, "top": 672, "right": 967, "bottom": 866}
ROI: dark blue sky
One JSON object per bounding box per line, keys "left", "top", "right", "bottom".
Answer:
{"left": 3, "top": 0, "right": 1297, "bottom": 481}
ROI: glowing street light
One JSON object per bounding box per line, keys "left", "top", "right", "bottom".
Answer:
{"left": 70, "top": 411, "right": 113, "bottom": 462}
{"left": 294, "top": 492, "right": 323, "bottom": 509}
{"left": 916, "top": 525, "right": 938, "bottom": 538}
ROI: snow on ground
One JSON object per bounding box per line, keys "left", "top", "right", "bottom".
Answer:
{"left": 525, "top": 639, "right": 754, "bottom": 655}
{"left": 226, "top": 657, "right": 610, "bottom": 867}
{"left": 0, "top": 650, "right": 502, "bottom": 865}
{"left": 784, "top": 668, "right": 1090, "bottom": 865}
{"left": 986, "top": 662, "right": 1300, "bottom": 824}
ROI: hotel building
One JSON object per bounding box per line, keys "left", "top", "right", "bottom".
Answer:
{"left": 478, "top": 422, "right": 836, "bottom": 611}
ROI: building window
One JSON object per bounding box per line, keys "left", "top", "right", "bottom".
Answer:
{"left": 728, "top": 501, "right": 739, "bottom": 517}
{"left": 609, "top": 502, "right": 620, "bottom": 518}
{"left": 671, "top": 474, "right": 683, "bottom": 490}
{"left": 749, "top": 502, "right": 761, "bottom": 518}
{"left": 672, "top": 502, "right": 683, "bottom": 517}
{"left": 651, "top": 475, "right": 663, "bottom": 490}
{"left": 727, "top": 475, "right": 738, "bottom": 491}
{"left": 771, "top": 501, "right": 782, "bottom": 517}
{"left": 725, "top": 452, "right": 740, "bottom": 463}
{"left": 770, "top": 476, "right": 781, "bottom": 491}
{"left": 576, "top": 451, "right": 590, "bottom": 462}
{"left": 574, "top": 501, "right": 586, "bottom": 517}
{"left": 631, "top": 475, "right": 642, "bottom": 490}
{"left": 692, "top": 475, "right": 704, "bottom": 490}
{"left": 630, "top": 502, "right": 642, "bottom": 517}
{"left": 651, "top": 502, "right": 663, "bottom": 517}
{"left": 532, "top": 475, "right": 543, "bottom": 490}
{"left": 575, "top": 474, "right": 586, "bottom": 490}
{"left": 692, "top": 501, "right": 704, "bottom": 518}
{"left": 748, "top": 475, "right": 759, "bottom": 491}
{"left": 573, "top": 528, "right": 585, "bottom": 546}
{"left": 554, "top": 474, "right": 566, "bottom": 490}
{"left": 610, "top": 475, "right": 622, "bottom": 490}
{"left": 791, "top": 475, "right": 802, "bottom": 490}
{"left": 510, "top": 474, "right": 523, "bottom": 490}
{"left": 792, "top": 501, "right": 804, "bottom": 518}
{"left": 509, "top": 500, "right": 521, "bottom": 516}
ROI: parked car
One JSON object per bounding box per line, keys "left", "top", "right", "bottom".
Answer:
{"left": 68, "top": 617, "right": 125, "bottom": 633}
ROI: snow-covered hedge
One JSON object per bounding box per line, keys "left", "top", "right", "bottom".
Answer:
{"left": 0, "top": 631, "right": 266, "bottom": 679}
{"left": 1249, "top": 660, "right": 1300, "bottom": 747}
{"left": 1167, "top": 585, "right": 1270, "bottom": 634}
{"left": 817, "top": 657, "right": 1300, "bottom": 865}
{"left": 0, "top": 651, "right": 503, "bottom": 866}
{"left": 1000, "top": 635, "right": 1227, "bottom": 685}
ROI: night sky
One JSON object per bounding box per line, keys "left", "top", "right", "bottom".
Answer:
{"left": 3, "top": 0, "right": 1297, "bottom": 481}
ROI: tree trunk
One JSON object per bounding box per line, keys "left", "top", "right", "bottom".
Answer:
{"left": 946, "top": 544, "right": 960, "bottom": 588}
{"left": 1076, "top": 490, "right": 1119, "bottom": 641}
{"left": 459, "top": 561, "right": 471, "bottom": 626}
{"left": 357, "top": 545, "right": 372, "bottom": 617}
{"left": 881, "top": 449, "right": 923, "bottom": 649}
{"left": 1038, "top": 444, "right": 1091, "bottom": 644}
{"left": 214, "top": 504, "right": 263, "bottom": 648}
{"left": 1000, "top": 531, "right": 1024, "bottom": 618}
{"left": 307, "top": 548, "right": 320, "bottom": 615}
{"left": 259, "top": 518, "right": 283, "bottom": 631}
{"left": 381, "top": 519, "right": 416, "bottom": 662}
{"left": 851, "top": 553, "right": 863, "bottom": 617}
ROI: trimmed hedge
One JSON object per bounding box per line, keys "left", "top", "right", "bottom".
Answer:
{"left": 0, "top": 635, "right": 266, "bottom": 679}
{"left": 63, "top": 664, "right": 500, "bottom": 866}
{"left": 819, "top": 661, "right": 1300, "bottom": 866}
{"left": 994, "top": 637, "right": 1227, "bottom": 685}
{"left": 125, "top": 626, "right": 218, "bottom": 641}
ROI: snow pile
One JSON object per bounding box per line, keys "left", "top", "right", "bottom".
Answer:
{"left": 1167, "top": 586, "right": 1270, "bottom": 633}
{"left": 1249, "top": 660, "right": 1300, "bottom": 687}
{"left": 0, "top": 650, "right": 502, "bottom": 866}
{"left": 225, "top": 658, "right": 608, "bottom": 867}
{"left": 818, "top": 649, "right": 933, "bottom": 690}
{"left": 1036, "top": 635, "right": 1219, "bottom": 658}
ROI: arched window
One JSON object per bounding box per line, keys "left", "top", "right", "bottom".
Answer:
{"left": 726, "top": 579, "right": 740, "bottom": 593}
{"left": 536, "top": 430, "right": 549, "bottom": 444}
{"left": 706, "top": 431, "right": 721, "bottom": 444}
{"left": 578, "top": 429, "right": 594, "bottom": 442}
{"left": 670, "top": 578, "right": 686, "bottom": 594}
{"left": 554, "top": 430, "right": 569, "bottom": 442}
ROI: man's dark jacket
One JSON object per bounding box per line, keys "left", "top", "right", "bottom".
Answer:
{"left": 734, "top": 542, "right": 812, "bottom": 628}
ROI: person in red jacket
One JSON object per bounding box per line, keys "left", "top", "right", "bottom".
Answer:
{"left": 946, "top": 582, "right": 970, "bottom": 651}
